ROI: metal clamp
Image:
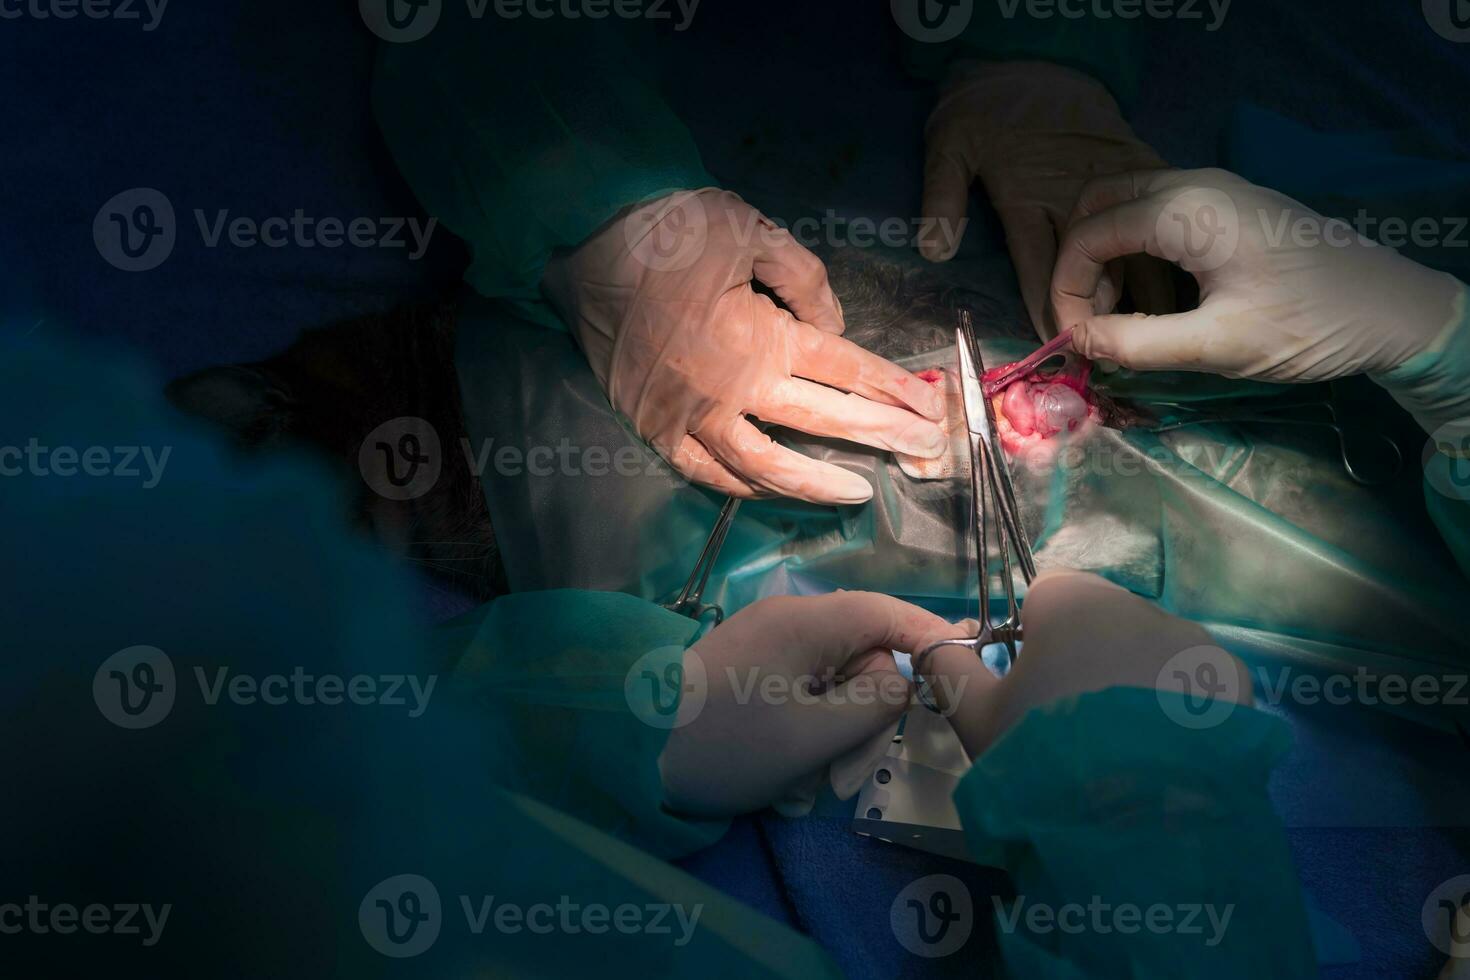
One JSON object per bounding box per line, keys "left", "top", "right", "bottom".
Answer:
{"left": 663, "top": 496, "right": 740, "bottom": 626}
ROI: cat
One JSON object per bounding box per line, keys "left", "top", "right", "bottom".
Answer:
{"left": 167, "top": 299, "right": 508, "bottom": 600}
{"left": 166, "top": 248, "right": 1034, "bottom": 601}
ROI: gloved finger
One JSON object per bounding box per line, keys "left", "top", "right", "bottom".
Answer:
{"left": 907, "top": 615, "right": 1004, "bottom": 758}
{"left": 1050, "top": 196, "right": 1170, "bottom": 333}
{"left": 950, "top": 618, "right": 982, "bottom": 639}
{"left": 1020, "top": 568, "right": 1126, "bottom": 629}
{"left": 755, "top": 377, "right": 947, "bottom": 459}
{"left": 781, "top": 590, "right": 958, "bottom": 677}
{"left": 914, "top": 617, "right": 986, "bottom": 672}
{"left": 1017, "top": 569, "right": 1241, "bottom": 701}
{"left": 799, "top": 667, "right": 911, "bottom": 799}
{"left": 1097, "top": 257, "right": 1125, "bottom": 316}
{"left": 787, "top": 319, "right": 946, "bottom": 421}
{"left": 702, "top": 415, "right": 874, "bottom": 505}
{"left": 1125, "top": 253, "right": 1177, "bottom": 316}
{"left": 829, "top": 713, "right": 903, "bottom": 800}
{"left": 789, "top": 667, "right": 913, "bottom": 783}
{"left": 1064, "top": 168, "right": 1170, "bottom": 228}
{"left": 752, "top": 229, "right": 847, "bottom": 335}
{"left": 996, "top": 206, "right": 1058, "bottom": 340}
{"left": 1072, "top": 309, "right": 1244, "bottom": 375}
{"left": 666, "top": 433, "right": 764, "bottom": 498}
{"left": 769, "top": 768, "right": 826, "bottom": 819}
{"left": 919, "top": 139, "right": 973, "bottom": 263}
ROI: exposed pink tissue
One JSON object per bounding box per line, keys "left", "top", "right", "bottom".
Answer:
{"left": 896, "top": 358, "right": 1100, "bottom": 480}
{"left": 995, "top": 370, "right": 1099, "bottom": 456}
{"left": 1034, "top": 384, "right": 1089, "bottom": 436}
{"left": 1001, "top": 384, "right": 1036, "bottom": 436}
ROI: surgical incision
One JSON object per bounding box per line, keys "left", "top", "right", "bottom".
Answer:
{"left": 895, "top": 359, "right": 1099, "bottom": 479}
{"left": 992, "top": 364, "right": 1099, "bottom": 456}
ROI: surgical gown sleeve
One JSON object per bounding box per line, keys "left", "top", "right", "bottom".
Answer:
{"left": 370, "top": 10, "right": 712, "bottom": 320}
{"left": 899, "top": 10, "right": 1141, "bottom": 108}
{"left": 953, "top": 687, "right": 1317, "bottom": 977}
{"left": 1376, "top": 290, "right": 1470, "bottom": 582}
{"left": 1424, "top": 462, "right": 1470, "bottom": 580}
{"left": 0, "top": 329, "right": 838, "bottom": 978}
{"left": 431, "top": 588, "right": 729, "bottom": 859}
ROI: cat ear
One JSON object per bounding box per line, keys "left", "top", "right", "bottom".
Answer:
{"left": 166, "top": 365, "right": 296, "bottom": 446}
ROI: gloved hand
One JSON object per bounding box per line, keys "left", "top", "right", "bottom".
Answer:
{"left": 544, "top": 188, "right": 948, "bottom": 505}
{"left": 919, "top": 60, "right": 1175, "bottom": 340}
{"left": 658, "top": 591, "right": 956, "bottom": 817}
{"left": 920, "top": 570, "right": 1254, "bottom": 759}
{"left": 1049, "top": 167, "right": 1470, "bottom": 438}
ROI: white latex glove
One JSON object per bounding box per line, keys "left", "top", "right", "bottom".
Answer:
{"left": 1050, "top": 168, "right": 1467, "bottom": 386}
{"left": 920, "top": 60, "right": 1175, "bottom": 340}
{"left": 658, "top": 592, "right": 957, "bottom": 818}
{"left": 920, "top": 570, "right": 1253, "bottom": 759}
{"left": 543, "top": 188, "right": 948, "bottom": 504}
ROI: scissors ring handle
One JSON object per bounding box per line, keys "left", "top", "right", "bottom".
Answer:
{"left": 912, "top": 635, "right": 983, "bottom": 680}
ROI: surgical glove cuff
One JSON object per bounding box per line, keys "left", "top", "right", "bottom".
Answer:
{"left": 545, "top": 187, "right": 740, "bottom": 421}
{"left": 1374, "top": 277, "right": 1470, "bottom": 450}
{"left": 544, "top": 187, "right": 723, "bottom": 382}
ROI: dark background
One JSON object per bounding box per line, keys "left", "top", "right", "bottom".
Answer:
{"left": 3, "top": 2, "right": 1467, "bottom": 977}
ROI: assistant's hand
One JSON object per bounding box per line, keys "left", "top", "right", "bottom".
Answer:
{"left": 922, "top": 570, "right": 1253, "bottom": 759}
{"left": 1051, "top": 167, "right": 1467, "bottom": 384}
{"left": 658, "top": 592, "right": 956, "bottom": 818}
{"left": 920, "top": 61, "right": 1175, "bottom": 340}
{"left": 543, "top": 189, "right": 947, "bottom": 505}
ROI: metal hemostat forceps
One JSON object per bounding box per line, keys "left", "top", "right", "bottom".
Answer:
{"left": 850, "top": 311, "right": 1037, "bottom": 861}
{"left": 664, "top": 496, "right": 741, "bottom": 626}
{"left": 913, "top": 310, "right": 1036, "bottom": 708}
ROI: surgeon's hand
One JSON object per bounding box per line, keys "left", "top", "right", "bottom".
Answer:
{"left": 920, "top": 61, "right": 1175, "bottom": 340}
{"left": 543, "top": 189, "right": 947, "bottom": 505}
{"left": 658, "top": 591, "right": 955, "bottom": 818}
{"left": 1051, "top": 167, "right": 1466, "bottom": 383}
{"left": 921, "top": 570, "right": 1253, "bottom": 759}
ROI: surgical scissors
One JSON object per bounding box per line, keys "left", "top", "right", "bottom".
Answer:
{"left": 913, "top": 311, "right": 1036, "bottom": 702}
{"left": 664, "top": 496, "right": 740, "bottom": 626}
